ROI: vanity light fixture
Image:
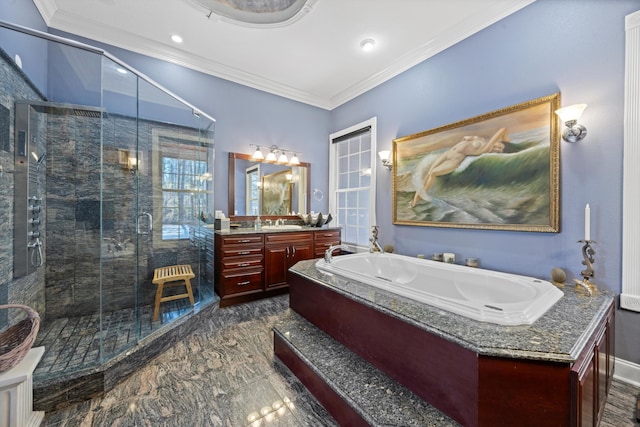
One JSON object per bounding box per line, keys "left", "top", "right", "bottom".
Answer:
{"left": 555, "top": 104, "right": 587, "bottom": 142}
{"left": 360, "top": 39, "right": 376, "bottom": 52}
{"left": 378, "top": 150, "right": 392, "bottom": 171}
{"left": 249, "top": 144, "right": 302, "bottom": 165}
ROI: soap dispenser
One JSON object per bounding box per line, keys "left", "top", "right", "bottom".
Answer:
{"left": 254, "top": 216, "right": 262, "bottom": 231}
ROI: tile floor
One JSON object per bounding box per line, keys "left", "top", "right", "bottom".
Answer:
{"left": 42, "top": 295, "right": 640, "bottom": 426}
{"left": 34, "top": 287, "right": 215, "bottom": 380}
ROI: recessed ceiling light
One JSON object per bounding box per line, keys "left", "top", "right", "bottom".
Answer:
{"left": 360, "top": 39, "right": 375, "bottom": 52}
{"left": 171, "top": 34, "right": 183, "bottom": 44}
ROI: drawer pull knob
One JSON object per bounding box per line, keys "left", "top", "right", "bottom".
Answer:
{"left": 238, "top": 251, "right": 250, "bottom": 255}
{"left": 238, "top": 239, "right": 251, "bottom": 243}
{"left": 237, "top": 280, "right": 251, "bottom": 286}
{"left": 239, "top": 263, "right": 250, "bottom": 267}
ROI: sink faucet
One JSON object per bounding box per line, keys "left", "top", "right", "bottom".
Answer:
{"left": 275, "top": 218, "right": 284, "bottom": 226}
{"left": 369, "top": 225, "right": 384, "bottom": 253}
{"left": 324, "top": 244, "right": 350, "bottom": 263}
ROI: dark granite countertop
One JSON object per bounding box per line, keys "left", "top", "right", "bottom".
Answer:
{"left": 289, "top": 258, "right": 615, "bottom": 364}
{"left": 210, "top": 226, "right": 341, "bottom": 235}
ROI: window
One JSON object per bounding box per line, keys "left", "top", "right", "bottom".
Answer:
{"left": 329, "top": 117, "right": 377, "bottom": 251}
{"left": 246, "top": 165, "right": 260, "bottom": 215}
{"left": 161, "top": 153, "right": 208, "bottom": 240}
{"left": 151, "top": 128, "right": 214, "bottom": 245}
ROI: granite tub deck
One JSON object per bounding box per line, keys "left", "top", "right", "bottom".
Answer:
{"left": 275, "top": 259, "right": 615, "bottom": 426}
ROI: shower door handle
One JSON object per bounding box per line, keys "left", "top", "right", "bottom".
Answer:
{"left": 137, "top": 212, "right": 153, "bottom": 235}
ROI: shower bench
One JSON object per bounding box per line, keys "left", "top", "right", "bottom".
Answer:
{"left": 152, "top": 265, "right": 195, "bottom": 321}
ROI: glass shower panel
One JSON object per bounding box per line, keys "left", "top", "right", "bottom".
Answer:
{"left": 133, "top": 78, "right": 214, "bottom": 340}
{"left": 99, "top": 56, "right": 141, "bottom": 361}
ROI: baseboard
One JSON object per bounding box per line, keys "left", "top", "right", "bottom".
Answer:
{"left": 614, "top": 357, "right": 640, "bottom": 387}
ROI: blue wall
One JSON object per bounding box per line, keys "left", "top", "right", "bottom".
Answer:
{"left": 332, "top": 0, "right": 640, "bottom": 363}
{"left": 0, "top": 0, "right": 48, "bottom": 91}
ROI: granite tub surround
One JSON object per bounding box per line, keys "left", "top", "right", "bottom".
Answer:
{"left": 284, "top": 259, "right": 616, "bottom": 426}
{"left": 274, "top": 310, "right": 459, "bottom": 426}
{"left": 290, "top": 259, "right": 613, "bottom": 362}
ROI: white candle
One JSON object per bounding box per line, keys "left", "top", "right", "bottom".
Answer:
{"left": 585, "top": 204, "right": 591, "bottom": 241}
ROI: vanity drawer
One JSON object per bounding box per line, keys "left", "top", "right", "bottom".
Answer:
{"left": 221, "top": 245, "right": 263, "bottom": 258}
{"left": 314, "top": 229, "right": 341, "bottom": 258}
{"left": 314, "top": 230, "right": 341, "bottom": 242}
{"left": 265, "top": 232, "right": 313, "bottom": 244}
{"left": 220, "top": 235, "right": 264, "bottom": 246}
{"left": 221, "top": 269, "right": 263, "bottom": 295}
{"left": 221, "top": 256, "right": 263, "bottom": 270}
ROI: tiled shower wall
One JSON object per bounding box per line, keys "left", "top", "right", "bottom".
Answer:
{"left": 44, "top": 112, "right": 202, "bottom": 319}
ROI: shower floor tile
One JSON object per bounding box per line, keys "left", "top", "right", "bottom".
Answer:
{"left": 33, "top": 287, "right": 216, "bottom": 379}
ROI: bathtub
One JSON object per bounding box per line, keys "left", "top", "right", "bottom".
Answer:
{"left": 315, "top": 252, "right": 563, "bottom": 326}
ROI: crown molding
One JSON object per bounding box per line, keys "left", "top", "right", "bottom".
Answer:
{"left": 31, "top": 0, "right": 535, "bottom": 111}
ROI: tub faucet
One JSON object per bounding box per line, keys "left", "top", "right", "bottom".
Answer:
{"left": 324, "top": 244, "right": 350, "bottom": 263}
{"left": 369, "top": 225, "right": 384, "bottom": 253}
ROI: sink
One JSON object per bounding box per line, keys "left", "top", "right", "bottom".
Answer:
{"left": 262, "top": 225, "right": 303, "bottom": 231}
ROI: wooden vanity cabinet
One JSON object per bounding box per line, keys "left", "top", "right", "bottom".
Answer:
{"left": 265, "top": 232, "right": 314, "bottom": 289}
{"left": 571, "top": 304, "right": 614, "bottom": 427}
{"left": 214, "top": 234, "right": 264, "bottom": 307}
{"left": 215, "top": 229, "right": 340, "bottom": 306}
{"left": 313, "top": 229, "right": 342, "bottom": 258}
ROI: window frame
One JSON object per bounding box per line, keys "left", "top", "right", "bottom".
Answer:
{"left": 152, "top": 128, "right": 214, "bottom": 246}
{"left": 329, "top": 117, "right": 378, "bottom": 252}
{"left": 160, "top": 153, "right": 209, "bottom": 240}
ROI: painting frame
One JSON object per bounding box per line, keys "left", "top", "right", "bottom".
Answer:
{"left": 392, "top": 93, "right": 560, "bottom": 232}
{"left": 261, "top": 169, "right": 292, "bottom": 216}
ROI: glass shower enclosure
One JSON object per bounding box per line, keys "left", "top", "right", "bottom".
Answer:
{"left": 0, "top": 21, "right": 215, "bottom": 381}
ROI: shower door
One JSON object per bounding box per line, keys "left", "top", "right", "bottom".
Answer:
{"left": 99, "top": 58, "right": 215, "bottom": 361}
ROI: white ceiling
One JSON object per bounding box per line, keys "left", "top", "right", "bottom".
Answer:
{"left": 32, "top": 0, "right": 534, "bottom": 110}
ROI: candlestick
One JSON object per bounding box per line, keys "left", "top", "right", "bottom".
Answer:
{"left": 575, "top": 239, "right": 597, "bottom": 296}
{"left": 584, "top": 204, "right": 590, "bottom": 241}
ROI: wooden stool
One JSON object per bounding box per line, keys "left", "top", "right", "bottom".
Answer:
{"left": 152, "top": 265, "right": 195, "bottom": 322}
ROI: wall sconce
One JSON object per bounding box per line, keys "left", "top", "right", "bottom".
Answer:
{"left": 118, "top": 149, "right": 142, "bottom": 171}
{"left": 378, "top": 150, "right": 393, "bottom": 171}
{"left": 555, "top": 104, "right": 587, "bottom": 142}
{"left": 250, "top": 144, "right": 302, "bottom": 166}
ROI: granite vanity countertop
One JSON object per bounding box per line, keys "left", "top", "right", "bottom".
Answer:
{"left": 212, "top": 226, "right": 341, "bottom": 235}
{"left": 289, "top": 259, "right": 615, "bottom": 364}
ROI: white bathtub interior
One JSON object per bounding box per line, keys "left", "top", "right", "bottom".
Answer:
{"left": 315, "top": 252, "right": 563, "bottom": 326}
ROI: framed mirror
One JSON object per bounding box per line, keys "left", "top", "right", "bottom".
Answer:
{"left": 228, "top": 152, "right": 310, "bottom": 217}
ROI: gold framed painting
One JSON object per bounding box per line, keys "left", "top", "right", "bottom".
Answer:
{"left": 392, "top": 93, "right": 560, "bottom": 232}
{"left": 262, "top": 169, "right": 292, "bottom": 216}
